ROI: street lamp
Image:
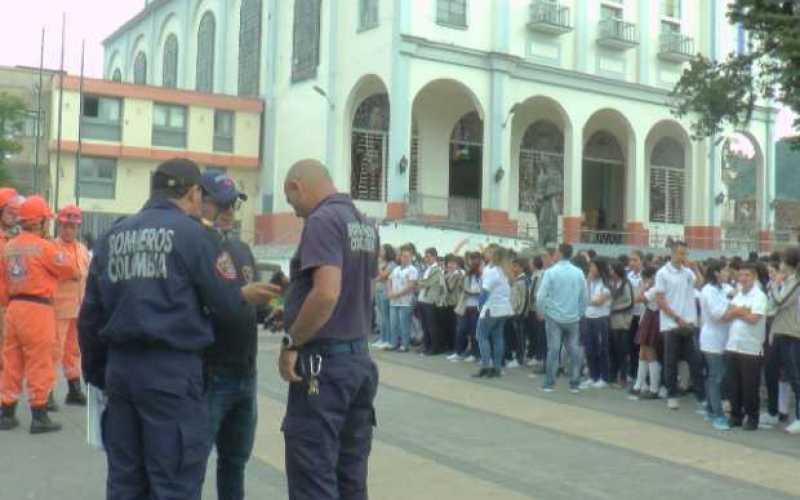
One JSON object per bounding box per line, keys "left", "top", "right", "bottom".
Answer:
{"left": 312, "top": 85, "right": 335, "bottom": 109}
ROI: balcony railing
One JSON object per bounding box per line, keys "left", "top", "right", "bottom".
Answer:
{"left": 658, "top": 32, "right": 695, "bottom": 63}
{"left": 406, "top": 192, "right": 481, "bottom": 231}
{"left": 597, "top": 18, "right": 639, "bottom": 50}
{"left": 80, "top": 117, "right": 122, "bottom": 142}
{"left": 528, "top": 1, "right": 572, "bottom": 35}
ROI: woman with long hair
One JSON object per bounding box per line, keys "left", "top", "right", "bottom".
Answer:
{"left": 450, "top": 252, "right": 483, "bottom": 362}
{"left": 373, "top": 244, "right": 397, "bottom": 349}
{"left": 473, "top": 247, "right": 514, "bottom": 378}
{"left": 582, "top": 257, "right": 612, "bottom": 389}
{"left": 609, "top": 260, "right": 635, "bottom": 388}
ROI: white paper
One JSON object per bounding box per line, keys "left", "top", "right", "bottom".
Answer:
{"left": 86, "top": 384, "right": 106, "bottom": 451}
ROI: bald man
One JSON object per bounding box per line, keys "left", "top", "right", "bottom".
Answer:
{"left": 279, "top": 159, "right": 380, "bottom": 500}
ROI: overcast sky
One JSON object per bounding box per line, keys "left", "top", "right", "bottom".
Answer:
{"left": 0, "top": 0, "right": 795, "bottom": 138}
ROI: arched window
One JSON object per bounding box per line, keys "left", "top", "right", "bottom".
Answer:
{"left": 196, "top": 11, "right": 216, "bottom": 92}
{"left": 649, "top": 137, "right": 685, "bottom": 224}
{"left": 133, "top": 52, "right": 147, "bottom": 85}
{"left": 584, "top": 131, "right": 624, "bottom": 163}
{"left": 519, "top": 120, "right": 564, "bottom": 214}
{"left": 351, "top": 93, "right": 390, "bottom": 201}
{"left": 238, "top": 0, "right": 262, "bottom": 96}
{"left": 112, "top": 68, "right": 122, "bottom": 82}
{"left": 162, "top": 34, "right": 179, "bottom": 88}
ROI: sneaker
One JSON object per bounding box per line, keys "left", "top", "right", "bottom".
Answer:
{"left": 527, "top": 373, "right": 537, "bottom": 379}
{"left": 446, "top": 353, "right": 460, "bottom": 362}
{"left": 592, "top": 380, "right": 608, "bottom": 389}
{"left": 569, "top": 387, "right": 580, "bottom": 394}
{"left": 667, "top": 398, "right": 680, "bottom": 410}
{"left": 579, "top": 380, "right": 595, "bottom": 390}
{"left": 541, "top": 386, "right": 555, "bottom": 393}
{"left": 785, "top": 420, "right": 800, "bottom": 435}
{"left": 743, "top": 419, "right": 758, "bottom": 431}
{"left": 506, "top": 360, "right": 520, "bottom": 369}
{"left": 712, "top": 417, "right": 731, "bottom": 431}
{"left": 463, "top": 355, "right": 477, "bottom": 363}
{"left": 526, "top": 359, "right": 536, "bottom": 367}
{"left": 760, "top": 412, "right": 780, "bottom": 427}
{"left": 658, "top": 386, "right": 669, "bottom": 399}
{"left": 398, "top": 346, "right": 409, "bottom": 353}
{"left": 639, "top": 391, "right": 659, "bottom": 400}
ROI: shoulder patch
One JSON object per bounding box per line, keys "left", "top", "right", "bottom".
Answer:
{"left": 54, "top": 252, "right": 67, "bottom": 265}
{"left": 216, "top": 251, "right": 238, "bottom": 281}
{"left": 241, "top": 265, "right": 254, "bottom": 284}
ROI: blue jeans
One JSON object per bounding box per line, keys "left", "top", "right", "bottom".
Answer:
{"left": 704, "top": 352, "right": 726, "bottom": 419}
{"left": 376, "top": 290, "right": 392, "bottom": 344}
{"left": 544, "top": 317, "right": 583, "bottom": 389}
{"left": 390, "top": 306, "right": 413, "bottom": 348}
{"left": 477, "top": 316, "right": 507, "bottom": 369}
{"left": 585, "top": 317, "right": 610, "bottom": 382}
{"left": 208, "top": 373, "right": 258, "bottom": 500}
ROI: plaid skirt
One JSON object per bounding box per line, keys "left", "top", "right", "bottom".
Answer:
{"left": 635, "top": 309, "right": 660, "bottom": 348}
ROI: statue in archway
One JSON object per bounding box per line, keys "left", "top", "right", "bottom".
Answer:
{"left": 533, "top": 158, "right": 563, "bottom": 246}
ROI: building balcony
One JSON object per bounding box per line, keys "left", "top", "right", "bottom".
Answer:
{"left": 658, "top": 32, "right": 695, "bottom": 63}
{"left": 527, "top": 1, "right": 572, "bottom": 36}
{"left": 597, "top": 19, "right": 639, "bottom": 50}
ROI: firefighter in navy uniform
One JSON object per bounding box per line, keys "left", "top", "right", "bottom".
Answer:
{"left": 200, "top": 171, "right": 272, "bottom": 500}
{"left": 78, "top": 158, "right": 274, "bottom": 500}
{"left": 279, "top": 159, "right": 380, "bottom": 500}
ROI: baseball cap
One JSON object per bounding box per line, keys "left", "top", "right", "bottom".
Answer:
{"left": 201, "top": 171, "right": 248, "bottom": 206}
{"left": 152, "top": 158, "right": 202, "bottom": 190}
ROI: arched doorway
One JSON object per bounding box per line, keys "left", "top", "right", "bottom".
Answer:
{"left": 649, "top": 137, "right": 685, "bottom": 225}
{"left": 350, "top": 93, "right": 390, "bottom": 201}
{"left": 721, "top": 133, "right": 761, "bottom": 244}
{"left": 519, "top": 120, "right": 564, "bottom": 244}
{"left": 583, "top": 130, "right": 625, "bottom": 240}
{"left": 449, "top": 111, "right": 483, "bottom": 223}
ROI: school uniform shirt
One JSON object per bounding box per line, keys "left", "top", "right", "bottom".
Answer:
{"left": 511, "top": 273, "right": 530, "bottom": 316}
{"left": 480, "top": 265, "right": 513, "bottom": 319}
{"left": 726, "top": 285, "right": 768, "bottom": 356}
{"left": 585, "top": 279, "right": 611, "bottom": 319}
{"left": 654, "top": 262, "right": 698, "bottom": 331}
{"left": 389, "top": 265, "right": 419, "bottom": 307}
{"left": 644, "top": 286, "right": 660, "bottom": 312}
{"left": 627, "top": 269, "right": 645, "bottom": 317}
{"left": 699, "top": 284, "right": 731, "bottom": 354}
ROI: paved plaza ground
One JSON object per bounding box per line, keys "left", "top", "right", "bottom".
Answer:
{"left": 2, "top": 331, "right": 799, "bottom": 499}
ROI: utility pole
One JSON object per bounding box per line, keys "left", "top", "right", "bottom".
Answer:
{"left": 54, "top": 13, "right": 66, "bottom": 212}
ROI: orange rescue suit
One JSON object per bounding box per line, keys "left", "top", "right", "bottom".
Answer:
{"left": 0, "top": 228, "right": 13, "bottom": 376}
{"left": 53, "top": 238, "right": 90, "bottom": 382}
{"left": 0, "top": 232, "right": 78, "bottom": 408}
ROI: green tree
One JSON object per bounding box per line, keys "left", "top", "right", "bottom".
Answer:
{"left": 0, "top": 92, "right": 27, "bottom": 187}
{"left": 670, "top": 1, "right": 799, "bottom": 141}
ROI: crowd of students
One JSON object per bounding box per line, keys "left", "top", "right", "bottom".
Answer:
{"left": 372, "top": 239, "right": 800, "bottom": 434}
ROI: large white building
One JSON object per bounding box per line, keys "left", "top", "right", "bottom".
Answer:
{"left": 102, "top": 0, "right": 778, "bottom": 251}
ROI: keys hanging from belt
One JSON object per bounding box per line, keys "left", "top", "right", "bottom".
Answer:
{"left": 307, "top": 355, "right": 322, "bottom": 396}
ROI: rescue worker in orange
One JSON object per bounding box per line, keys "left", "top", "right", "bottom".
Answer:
{"left": 0, "top": 196, "right": 79, "bottom": 433}
{"left": 0, "top": 187, "right": 21, "bottom": 380}
{"left": 53, "top": 205, "right": 90, "bottom": 406}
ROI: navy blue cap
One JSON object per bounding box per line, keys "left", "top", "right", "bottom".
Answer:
{"left": 200, "top": 171, "right": 247, "bottom": 205}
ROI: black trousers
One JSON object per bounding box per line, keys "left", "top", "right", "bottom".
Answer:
{"left": 663, "top": 328, "right": 706, "bottom": 400}
{"left": 628, "top": 316, "right": 641, "bottom": 378}
{"left": 725, "top": 351, "right": 763, "bottom": 424}
{"left": 419, "top": 303, "right": 442, "bottom": 354}
{"left": 609, "top": 328, "right": 631, "bottom": 384}
{"left": 764, "top": 322, "right": 781, "bottom": 416}
{"left": 437, "top": 306, "right": 457, "bottom": 353}
{"left": 504, "top": 317, "right": 527, "bottom": 363}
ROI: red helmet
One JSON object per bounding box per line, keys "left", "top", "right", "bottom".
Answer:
{"left": 58, "top": 204, "right": 83, "bottom": 225}
{"left": 18, "top": 195, "right": 53, "bottom": 223}
{"left": 0, "top": 188, "right": 18, "bottom": 209}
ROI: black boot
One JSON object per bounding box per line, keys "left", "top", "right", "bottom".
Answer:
{"left": 46, "top": 392, "right": 59, "bottom": 412}
{"left": 471, "top": 368, "right": 491, "bottom": 378}
{"left": 65, "top": 379, "right": 87, "bottom": 406}
{"left": 0, "top": 403, "right": 19, "bottom": 431}
{"left": 30, "top": 407, "right": 62, "bottom": 434}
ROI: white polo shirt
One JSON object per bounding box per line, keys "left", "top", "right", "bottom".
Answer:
{"left": 654, "top": 262, "right": 698, "bottom": 332}
{"left": 585, "top": 279, "right": 611, "bottom": 319}
{"left": 726, "top": 285, "right": 768, "bottom": 356}
{"left": 480, "top": 265, "right": 513, "bottom": 319}
{"left": 389, "top": 265, "right": 419, "bottom": 307}
{"left": 699, "top": 284, "right": 731, "bottom": 354}
{"left": 627, "top": 269, "right": 644, "bottom": 317}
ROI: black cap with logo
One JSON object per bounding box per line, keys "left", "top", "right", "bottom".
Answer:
{"left": 152, "top": 158, "right": 203, "bottom": 191}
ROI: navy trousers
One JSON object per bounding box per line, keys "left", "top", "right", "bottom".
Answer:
{"left": 282, "top": 343, "right": 379, "bottom": 500}
{"left": 103, "top": 348, "right": 211, "bottom": 500}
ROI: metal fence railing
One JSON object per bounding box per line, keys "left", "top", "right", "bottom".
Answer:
{"left": 530, "top": 1, "right": 571, "bottom": 29}
{"left": 405, "top": 192, "right": 482, "bottom": 231}
{"left": 598, "top": 18, "right": 639, "bottom": 45}
{"left": 659, "top": 32, "right": 694, "bottom": 57}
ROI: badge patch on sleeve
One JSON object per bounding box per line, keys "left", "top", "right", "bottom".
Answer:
{"left": 216, "top": 251, "right": 237, "bottom": 280}
{"left": 241, "top": 265, "right": 254, "bottom": 284}
{"left": 54, "top": 252, "right": 66, "bottom": 265}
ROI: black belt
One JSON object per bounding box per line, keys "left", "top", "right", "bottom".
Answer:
{"left": 9, "top": 294, "right": 52, "bottom": 306}
{"left": 300, "top": 338, "right": 369, "bottom": 356}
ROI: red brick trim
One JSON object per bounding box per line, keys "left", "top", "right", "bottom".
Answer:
{"left": 480, "top": 209, "right": 517, "bottom": 236}
{"left": 684, "top": 226, "right": 721, "bottom": 250}
{"left": 625, "top": 222, "right": 649, "bottom": 246}
{"left": 386, "top": 202, "right": 407, "bottom": 220}
{"left": 562, "top": 216, "right": 582, "bottom": 244}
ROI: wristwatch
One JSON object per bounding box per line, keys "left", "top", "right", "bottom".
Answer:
{"left": 281, "top": 333, "right": 298, "bottom": 351}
